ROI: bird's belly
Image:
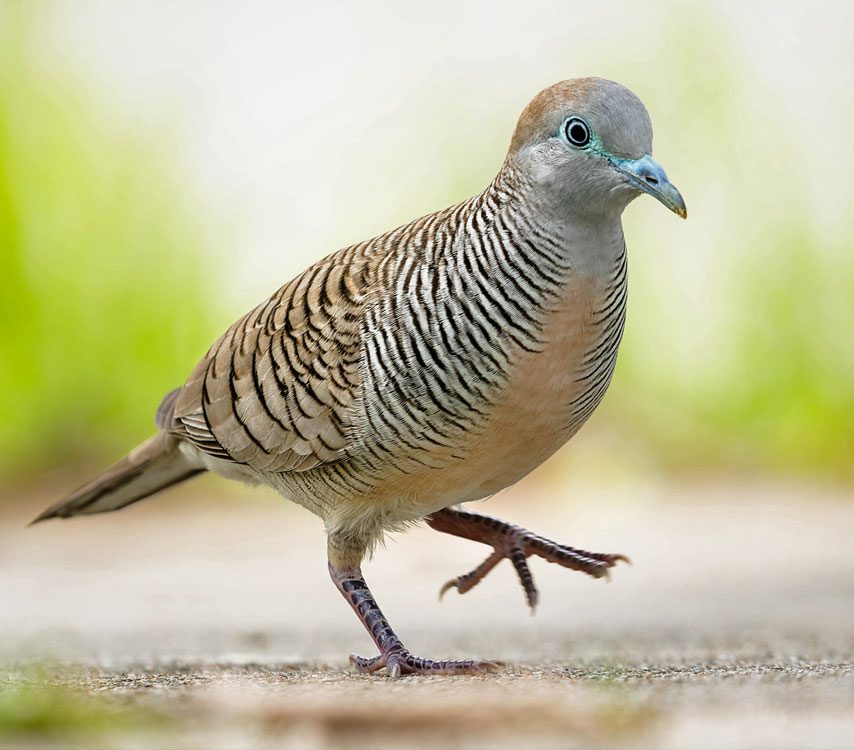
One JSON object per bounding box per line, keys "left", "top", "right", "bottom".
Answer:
{"left": 359, "top": 275, "right": 624, "bottom": 515}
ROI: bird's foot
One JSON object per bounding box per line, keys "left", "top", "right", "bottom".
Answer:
{"left": 429, "top": 509, "right": 629, "bottom": 610}
{"left": 350, "top": 649, "right": 502, "bottom": 678}
{"left": 329, "top": 561, "right": 501, "bottom": 678}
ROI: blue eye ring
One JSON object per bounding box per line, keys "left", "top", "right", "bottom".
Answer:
{"left": 563, "top": 117, "right": 591, "bottom": 147}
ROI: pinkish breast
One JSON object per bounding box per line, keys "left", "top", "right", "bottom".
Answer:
{"left": 464, "top": 266, "right": 627, "bottom": 499}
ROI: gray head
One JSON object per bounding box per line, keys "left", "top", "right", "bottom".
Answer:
{"left": 508, "top": 78, "right": 686, "bottom": 220}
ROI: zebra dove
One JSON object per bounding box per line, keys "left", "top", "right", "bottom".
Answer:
{"left": 34, "top": 77, "right": 685, "bottom": 677}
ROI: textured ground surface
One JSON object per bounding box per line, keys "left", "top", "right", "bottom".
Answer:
{"left": 1, "top": 476, "right": 853, "bottom": 749}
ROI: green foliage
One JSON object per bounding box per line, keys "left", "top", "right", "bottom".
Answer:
{"left": 0, "top": 4, "right": 851, "bottom": 484}
{"left": 0, "top": 5, "right": 214, "bottom": 478}
{"left": 622, "top": 225, "right": 854, "bottom": 477}
{"left": 0, "top": 677, "right": 169, "bottom": 744}
{"left": 595, "top": 8, "right": 854, "bottom": 479}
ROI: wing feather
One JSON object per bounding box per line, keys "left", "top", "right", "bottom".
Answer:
{"left": 170, "top": 251, "right": 369, "bottom": 473}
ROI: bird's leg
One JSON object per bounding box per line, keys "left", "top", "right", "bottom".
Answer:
{"left": 328, "top": 562, "right": 501, "bottom": 677}
{"left": 427, "top": 507, "right": 629, "bottom": 611}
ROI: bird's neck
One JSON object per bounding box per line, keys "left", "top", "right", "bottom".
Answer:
{"left": 473, "top": 162, "right": 627, "bottom": 283}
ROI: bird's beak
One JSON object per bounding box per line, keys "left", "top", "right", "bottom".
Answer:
{"left": 613, "top": 154, "right": 687, "bottom": 219}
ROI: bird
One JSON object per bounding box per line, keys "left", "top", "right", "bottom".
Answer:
{"left": 33, "top": 77, "right": 686, "bottom": 677}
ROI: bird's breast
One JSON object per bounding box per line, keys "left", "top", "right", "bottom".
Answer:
{"left": 463, "top": 260, "right": 628, "bottom": 498}
{"left": 481, "top": 279, "right": 625, "bottom": 494}
{"left": 357, "top": 264, "right": 628, "bottom": 515}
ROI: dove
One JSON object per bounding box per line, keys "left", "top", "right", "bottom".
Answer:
{"left": 34, "top": 77, "right": 685, "bottom": 677}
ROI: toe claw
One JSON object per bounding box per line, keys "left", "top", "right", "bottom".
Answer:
{"left": 525, "top": 586, "right": 539, "bottom": 612}
{"left": 438, "top": 578, "right": 458, "bottom": 601}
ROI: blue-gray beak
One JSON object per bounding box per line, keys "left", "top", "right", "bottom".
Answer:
{"left": 613, "top": 154, "right": 687, "bottom": 219}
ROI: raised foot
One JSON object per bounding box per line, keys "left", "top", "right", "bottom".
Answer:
{"left": 350, "top": 650, "right": 503, "bottom": 678}
{"left": 430, "top": 509, "right": 629, "bottom": 611}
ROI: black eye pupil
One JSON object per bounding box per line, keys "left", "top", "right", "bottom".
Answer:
{"left": 566, "top": 119, "right": 590, "bottom": 146}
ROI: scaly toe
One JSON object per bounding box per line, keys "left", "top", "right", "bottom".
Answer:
{"left": 349, "top": 653, "right": 385, "bottom": 674}
{"left": 398, "top": 655, "right": 504, "bottom": 676}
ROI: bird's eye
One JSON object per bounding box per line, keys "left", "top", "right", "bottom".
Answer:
{"left": 564, "top": 117, "right": 591, "bottom": 147}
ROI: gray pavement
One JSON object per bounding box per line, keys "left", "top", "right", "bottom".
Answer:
{"left": 1, "top": 476, "right": 853, "bottom": 749}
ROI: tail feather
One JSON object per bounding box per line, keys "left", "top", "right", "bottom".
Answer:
{"left": 31, "top": 432, "right": 204, "bottom": 525}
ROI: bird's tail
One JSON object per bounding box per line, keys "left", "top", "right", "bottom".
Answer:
{"left": 30, "top": 432, "right": 205, "bottom": 525}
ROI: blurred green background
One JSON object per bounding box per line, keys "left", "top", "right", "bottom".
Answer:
{"left": 0, "top": 0, "right": 852, "bottom": 487}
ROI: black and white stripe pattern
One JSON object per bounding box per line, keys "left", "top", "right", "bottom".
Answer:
{"left": 170, "top": 160, "right": 628, "bottom": 515}
{"left": 350, "top": 168, "right": 571, "bottom": 481}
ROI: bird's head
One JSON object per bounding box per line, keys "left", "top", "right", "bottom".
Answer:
{"left": 509, "top": 77, "right": 686, "bottom": 221}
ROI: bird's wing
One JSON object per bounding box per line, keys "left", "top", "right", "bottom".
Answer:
{"left": 170, "top": 252, "right": 371, "bottom": 473}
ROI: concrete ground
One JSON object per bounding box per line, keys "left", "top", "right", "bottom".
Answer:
{"left": 1, "top": 474, "right": 852, "bottom": 749}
